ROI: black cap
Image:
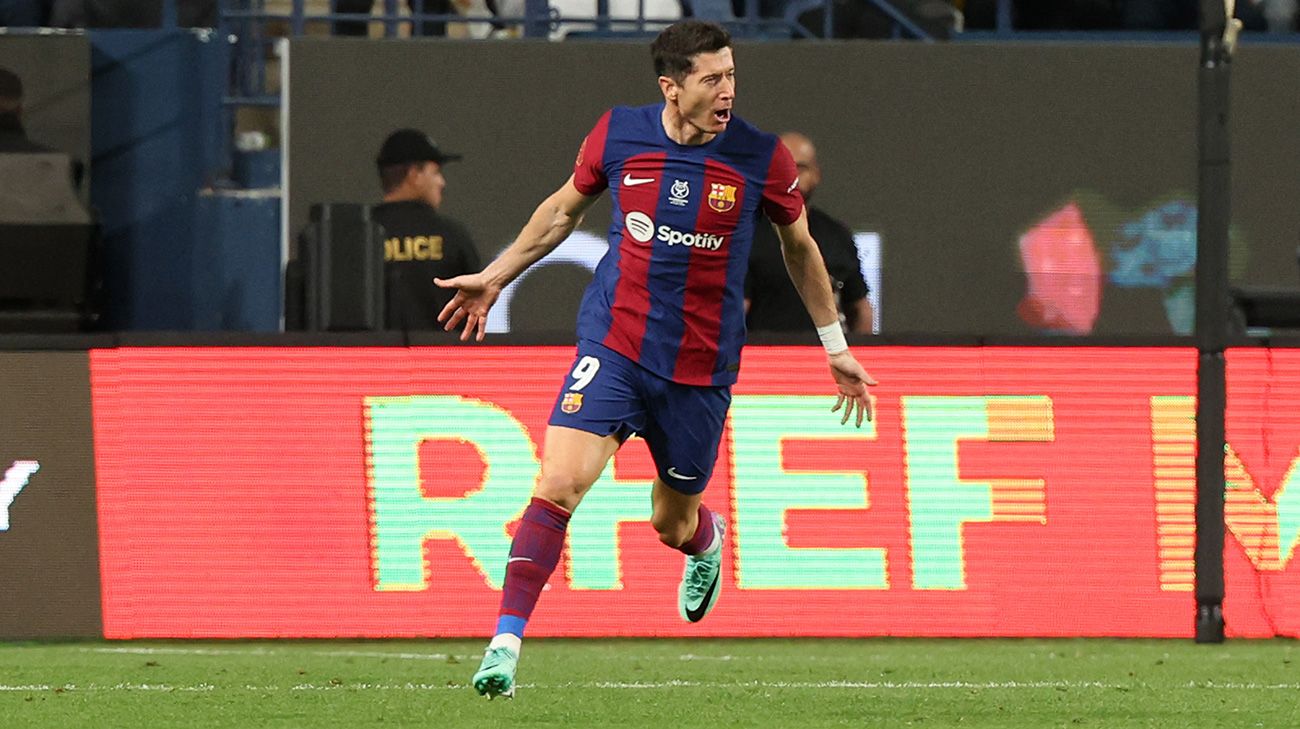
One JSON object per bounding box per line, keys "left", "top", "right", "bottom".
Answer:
{"left": 376, "top": 128, "right": 462, "bottom": 167}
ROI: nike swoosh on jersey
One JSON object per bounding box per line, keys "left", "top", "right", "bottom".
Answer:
{"left": 666, "top": 467, "right": 699, "bottom": 481}
{"left": 623, "top": 174, "right": 655, "bottom": 186}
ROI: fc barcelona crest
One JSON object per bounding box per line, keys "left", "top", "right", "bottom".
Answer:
{"left": 708, "top": 183, "right": 737, "bottom": 213}
{"left": 561, "top": 392, "right": 584, "bottom": 414}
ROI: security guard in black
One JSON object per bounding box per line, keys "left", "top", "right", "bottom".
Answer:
{"left": 744, "top": 132, "right": 872, "bottom": 334}
{"left": 374, "top": 129, "right": 481, "bottom": 331}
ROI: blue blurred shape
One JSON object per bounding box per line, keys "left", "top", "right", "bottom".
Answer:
{"left": 1108, "top": 199, "right": 1197, "bottom": 288}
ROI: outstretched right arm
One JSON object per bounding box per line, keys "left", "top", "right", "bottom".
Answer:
{"left": 436, "top": 175, "right": 598, "bottom": 341}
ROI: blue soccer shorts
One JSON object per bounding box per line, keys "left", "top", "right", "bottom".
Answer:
{"left": 547, "top": 340, "right": 731, "bottom": 495}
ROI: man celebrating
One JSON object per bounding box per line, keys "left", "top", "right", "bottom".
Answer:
{"left": 435, "top": 20, "right": 877, "bottom": 700}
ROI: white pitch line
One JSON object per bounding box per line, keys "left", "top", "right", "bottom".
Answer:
{"left": 86, "top": 647, "right": 279, "bottom": 657}
{"left": 5, "top": 680, "right": 1300, "bottom": 692}
{"left": 85, "top": 647, "right": 455, "bottom": 661}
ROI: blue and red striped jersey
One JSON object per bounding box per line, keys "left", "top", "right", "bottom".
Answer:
{"left": 571, "top": 104, "right": 803, "bottom": 387}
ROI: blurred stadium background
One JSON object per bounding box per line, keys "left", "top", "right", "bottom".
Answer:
{"left": 2, "top": 1, "right": 1299, "bottom": 726}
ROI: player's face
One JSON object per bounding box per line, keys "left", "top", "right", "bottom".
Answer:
{"left": 673, "top": 48, "right": 735, "bottom": 135}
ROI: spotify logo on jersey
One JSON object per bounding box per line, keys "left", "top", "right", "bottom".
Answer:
{"left": 624, "top": 212, "right": 655, "bottom": 243}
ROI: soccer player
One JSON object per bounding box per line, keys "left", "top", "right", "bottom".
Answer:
{"left": 435, "top": 20, "right": 877, "bottom": 699}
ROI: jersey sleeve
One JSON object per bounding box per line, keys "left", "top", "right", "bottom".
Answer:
{"left": 760, "top": 140, "right": 804, "bottom": 227}
{"left": 572, "top": 110, "right": 613, "bottom": 197}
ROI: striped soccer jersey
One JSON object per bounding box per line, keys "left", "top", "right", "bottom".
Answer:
{"left": 571, "top": 103, "right": 803, "bottom": 386}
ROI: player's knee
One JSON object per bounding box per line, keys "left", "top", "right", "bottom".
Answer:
{"left": 534, "top": 470, "right": 593, "bottom": 512}
{"left": 651, "top": 513, "right": 692, "bottom": 549}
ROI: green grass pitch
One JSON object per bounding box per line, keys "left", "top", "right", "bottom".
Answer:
{"left": 2, "top": 639, "right": 1297, "bottom": 728}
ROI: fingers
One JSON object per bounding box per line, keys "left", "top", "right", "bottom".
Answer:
{"left": 459, "top": 313, "right": 479, "bottom": 342}
{"left": 443, "top": 306, "right": 468, "bottom": 333}
{"left": 437, "top": 297, "right": 460, "bottom": 324}
{"left": 433, "top": 276, "right": 461, "bottom": 289}
{"left": 832, "top": 392, "right": 876, "bottom": 428}
{"left": 862, "top": 371, "right": 879, "bottom": 387}
{"left": 439, "top": 303, "right": 489, "bottom": 342}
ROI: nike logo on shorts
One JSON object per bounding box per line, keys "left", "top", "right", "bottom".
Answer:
{"left": 667, "top": 467, "right": 699, "bottom": 481}
{"left": 623, "top": 174, "right": 655, "bottom": 186}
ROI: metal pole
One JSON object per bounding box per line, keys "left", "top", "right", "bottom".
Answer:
{"left": 384, "top": 0, "right": 399, "bottom": 37}
{"left": 1194, "top": 0, "right": 1235, "bottom": 645}
{"left": 596, "top": 0, "right": 610, "bottom": 32}
{"left": 995, "top": 0, "right": 1011, "bottom": 36}
{"left": 524, "top": 0, "right": 550, "bottom": 38}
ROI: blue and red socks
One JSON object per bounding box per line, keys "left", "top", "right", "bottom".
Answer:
{"left": 488, "top": 498, "right": 719, "bottom": 653}
{"left": 676, "top": 503, "right": 721, "bottom": 557}
{"left": 493, "top": 497, "right": 571, "bottom": 645}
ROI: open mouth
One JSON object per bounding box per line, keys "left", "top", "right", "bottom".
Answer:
{"left": 712, "top": 108, "right": 731, "bottom": 125}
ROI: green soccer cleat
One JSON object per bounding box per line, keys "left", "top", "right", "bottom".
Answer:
{"left": 678, "top": 515, "right": 724, "bottom": 623}
{"left": 472, "top": 646, "right": 518, "bottom": 699}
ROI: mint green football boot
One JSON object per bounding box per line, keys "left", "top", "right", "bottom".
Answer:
{"left": 472, "top": 646, "right": 518, "bottom": 699}
{"left": 678, "top": 515, "right": 724, "bottom": 623}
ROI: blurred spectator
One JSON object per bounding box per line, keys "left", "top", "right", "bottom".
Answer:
{"left": 1013, "top": 0, "right": 1121, "bottom": 30}
{"left": 1122, "top": 0, "right": 1267, "bottom": 30}
{"left": 0, "top": 0, "right": 50, "bottom": 27}
{"left": 779, "top": 0, "right": 960, "bottom": 39}
{"left": 48, "top": 0, "right": 216, "bottom": 27}
{"left": 548, "top": 0, "right": 681, "bottom": 37}
{"left": 1263, "top": 0, "right": 1296, "bottom": 31}
{"left": 0, "top": 66, "right": 54, "bottom": 154}
{"left": 332, "top": 0, "right": 454, "bottom": 36}
{"left": 746, "top": 132, "right": 872, "bottom": 335}
{"left": 371, "top": 128, "right": 480, "bottom": 331}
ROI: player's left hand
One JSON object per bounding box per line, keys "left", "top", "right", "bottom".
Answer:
{"left": 828, "top": 350, "right": 878, "bottom": 428}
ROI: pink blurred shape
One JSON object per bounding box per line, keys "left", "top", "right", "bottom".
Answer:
{"left": 1016, "top": 201, "right": 1101, "bottom": 334}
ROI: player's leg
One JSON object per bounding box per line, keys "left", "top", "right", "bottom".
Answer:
{"left": 642, "top": 379, "right": 731, "bottom": 623}
{"left": 650, "top": 478, "right": 713, "bottom": 551}
{"left": 496, "top": 425, "right": 620, "bottom": 640}
{"left": 650, "top": 478, "right": 726, "bottom": 622}
{"left": 474, "top": 344, "right": 645, "bottom": 698}
{"left": 473, "top": 426, "right": 619, "bottom": 699}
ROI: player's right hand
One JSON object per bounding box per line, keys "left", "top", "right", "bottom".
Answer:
{"left": 435, "top": 273, "right": 501, "bottom": 342}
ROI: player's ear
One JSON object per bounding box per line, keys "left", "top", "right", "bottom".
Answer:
{"left": 658, "top": 75, "right": 677, "bottom": 103}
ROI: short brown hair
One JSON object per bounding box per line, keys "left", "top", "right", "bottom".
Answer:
{"left": 380, "top": 163, "right": 415, "bottom": 194}
{"left": 651, "top": 21, "right": 732, "bottom": 84}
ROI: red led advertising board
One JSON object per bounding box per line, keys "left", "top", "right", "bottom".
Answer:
{"left": 89, "top": 346, "right": 1300, "bottom": 638}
